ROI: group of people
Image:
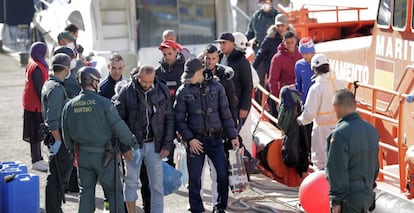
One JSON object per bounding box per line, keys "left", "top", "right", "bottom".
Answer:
{"left": 247, "top": 1, "right": 380, "bottom": 212}
{"left": 20, "top": 1, "right": 385, "bottom": 212}
{"left": 22, "top": 20, "right": 257, "bottom": 212}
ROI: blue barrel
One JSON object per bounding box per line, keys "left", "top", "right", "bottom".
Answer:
{"left": 3, "top": 173, "right": 40, "bottom": 213}
{"left": 0, "top": 161, "right": 28, "bottom": 212}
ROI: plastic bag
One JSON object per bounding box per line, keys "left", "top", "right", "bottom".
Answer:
{"left": 163, "top": 161, "right": 182, "bottom": 195}
{"left": 228, "top": 148, "right": 248, "bottom": 194}
{"left": 175, "top": 143, "right": 188, "bottom": 186}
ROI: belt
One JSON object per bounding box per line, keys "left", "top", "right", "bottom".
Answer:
{"left": 193, "top": 128, "right": 222, "bottom": 138}
{"left": 79, "top": 146, "right": 105, "bottom": 153}
{"left": 143, "top": 137, "right": 154, "bottom": 143}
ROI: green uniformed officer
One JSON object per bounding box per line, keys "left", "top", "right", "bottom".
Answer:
{"left": 326, "top": 89, "right": 379, "bottom": 213}
{"left": 61, "top": 66, "right": 139, "bottom": 213}
{"left": 41, "top": 53, "right": 74, "bottom": 213}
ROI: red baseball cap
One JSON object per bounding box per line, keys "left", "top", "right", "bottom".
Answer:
{"left": 158, "top": 40, "right": 183, "bottom": 51}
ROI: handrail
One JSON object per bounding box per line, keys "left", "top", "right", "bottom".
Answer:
{"left": 278, "top": 3, "right": 369, "bottom": 24}
{"left": 354, "top": 82, "right": 407, "bottom": 192}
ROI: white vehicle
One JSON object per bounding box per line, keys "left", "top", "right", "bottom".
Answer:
{"left": 32, "top": 0, "right": 235, "bottom": 78}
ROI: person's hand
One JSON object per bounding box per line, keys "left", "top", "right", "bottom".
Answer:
{"left": 231, "top": 138, "right": 239, "bottom": 150}
{"left": 239, "top": 109, "right": 248, "bottom": 119}
{"left": 297, "top": 117, "right": 303, "bottom": 126}
{"left": 160, "top": 149, "right": 170, "bottom": 159}
{"left": 407, "top": 92, "right": 414, "bottom": 103}
{"left": 331, "top": 205, "right": 341, "bottom": 213}
{"left": 123, "top": 150, "right": 133, "bottom": 161}
{"left": 189, "top": 139, "right": 203, "bottom": 155}
{"left": 49, "top": 141, "right": 61, "bottom": 156}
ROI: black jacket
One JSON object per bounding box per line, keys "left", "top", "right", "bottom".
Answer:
{"left": 155, "top": 53, "right": 185, "bottom": 101}
{"left": 220, "top": 50, "right": 253, "bottom": 111}
{"left": 204, "top": 64, "right": 238, "bottom": 124}
{"left": 115, "top": 79, "right": 175, "bottom": 153}
{"left": 174, "top": 79, "right": 237, "bottom": 142}
{"left": 252, "top": 34, "right": 282, "bottom": 72}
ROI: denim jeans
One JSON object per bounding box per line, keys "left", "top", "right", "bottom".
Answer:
{"left": 188, "top": 136, "right": 228, "bottom": 213}
{"left": 124, "top": 141, "right": 163, "bottom": 213}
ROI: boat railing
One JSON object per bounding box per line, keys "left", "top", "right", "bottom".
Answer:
{"left": 251, "top": 84, "right": 280, "bottom": 125}
{"left": 354, "top": 82, "right": 408, "bottom": 192}
{"left": 277, "top": 3, "right": 369, "bottom": 24}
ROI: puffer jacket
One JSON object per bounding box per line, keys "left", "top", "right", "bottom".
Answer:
{"left": 174, "top": 79, "right": 237, "bottom": 142}
{"left": 115, "top": 78, "right": 175, "bottom": 153}
{"left": 269, "top": 43, "right": 302, "bottom": 97}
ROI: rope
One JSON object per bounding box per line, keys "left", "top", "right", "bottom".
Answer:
{"left": 227, "top": 179, "right": 301, "bottom": 212}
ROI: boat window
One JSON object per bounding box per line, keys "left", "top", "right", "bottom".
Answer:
{"left": 136, "top": 0, "right": 216, "bottom": 48}
{"left": 377, "top": 0, "right": 391, "bottom": 27}
{"left": 392, "top": 0, "right": 407, "bottom": 29}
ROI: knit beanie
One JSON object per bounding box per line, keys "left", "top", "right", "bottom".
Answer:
{"left": 299, "top": 37, "right": 315, "bottom": 54}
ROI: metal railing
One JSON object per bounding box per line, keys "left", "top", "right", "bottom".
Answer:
{"left": 354, "top": 82, "right": 408, "bottom": 192}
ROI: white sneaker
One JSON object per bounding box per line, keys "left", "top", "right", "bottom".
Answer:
{"left": 38, "top": 159, "right": 48, "bottom": 167}
{"left": 32, "top": 161, "right": 48, "bottom": 172}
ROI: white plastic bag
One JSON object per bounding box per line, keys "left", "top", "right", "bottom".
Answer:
{"left": 175, "top": 143, "right": 188, "bottom": 186}
{"left": 228, "top": 148, "right": 248, "bottom": 194}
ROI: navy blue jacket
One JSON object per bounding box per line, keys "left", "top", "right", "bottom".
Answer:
{"left": 99, "top": 75, "right": 124, "bottom": 99}
{"left": 174, "top": 79, "right": 237, "bottom": 142}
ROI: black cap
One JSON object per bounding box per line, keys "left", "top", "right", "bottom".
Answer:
{"left": 53, "top": 46, "right": 75, "bottom": 58}
{"left": 214, "top": 32, "right": 235, "bottom": 43}
{"left": 182, "top": 57, "right": 203, "bottom": 80}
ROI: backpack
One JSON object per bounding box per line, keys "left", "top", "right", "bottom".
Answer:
{"left": 278, "top": 87, "right": 311, "bottom": 176}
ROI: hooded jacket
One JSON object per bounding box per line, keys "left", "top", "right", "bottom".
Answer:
{"left": 268, "top": 43, "right": 302, "bottom": 97}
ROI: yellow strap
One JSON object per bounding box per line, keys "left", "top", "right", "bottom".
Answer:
{"left": 316, "top": 120, "right": 337, "bottom": 126}
{"left": 317, "top": 111, "right": 336, "bottom": 115}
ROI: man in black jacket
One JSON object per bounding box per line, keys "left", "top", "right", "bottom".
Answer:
{"left": 175, "top": 58, "right": 239, "bottom": 213}
{"left": 114, "top": 66, "right": 175, "bottom": 213}
{"left": 216, "top": 32, "right": 252, "bottom": 131}
{"left": 155, "top": 40, "right": 186, "bottom": 103}
{"left": 203, "top": 44, "right": 238, "bottom": 124}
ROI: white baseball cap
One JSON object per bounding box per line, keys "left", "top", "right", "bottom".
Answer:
{"left": 311, "top": 53, "right": 329, "bottom": 69}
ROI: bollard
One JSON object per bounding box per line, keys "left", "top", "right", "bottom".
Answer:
{"left": 19, "top": 52, "right": 29, "bottom": 67}
{"left": 0, "top": 40, "right": 3, "bottom": 53}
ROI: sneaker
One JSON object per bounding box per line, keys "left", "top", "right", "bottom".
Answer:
{"left": 38, "top": 159, "right": 48, "bottom": 167}
{"left": 32, "top": 161, "right": 48, "bottom": 172}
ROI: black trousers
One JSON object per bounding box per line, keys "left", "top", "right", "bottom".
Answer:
{"left": 45, "top": 144, "right": 74, "bottom": 213}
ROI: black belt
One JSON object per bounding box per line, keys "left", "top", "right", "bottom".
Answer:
{"left": 143, "top": 137, "right": 154, "bottom": 143}
{"left": 193, "top": 128, "right": 222, "bottom": 137}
